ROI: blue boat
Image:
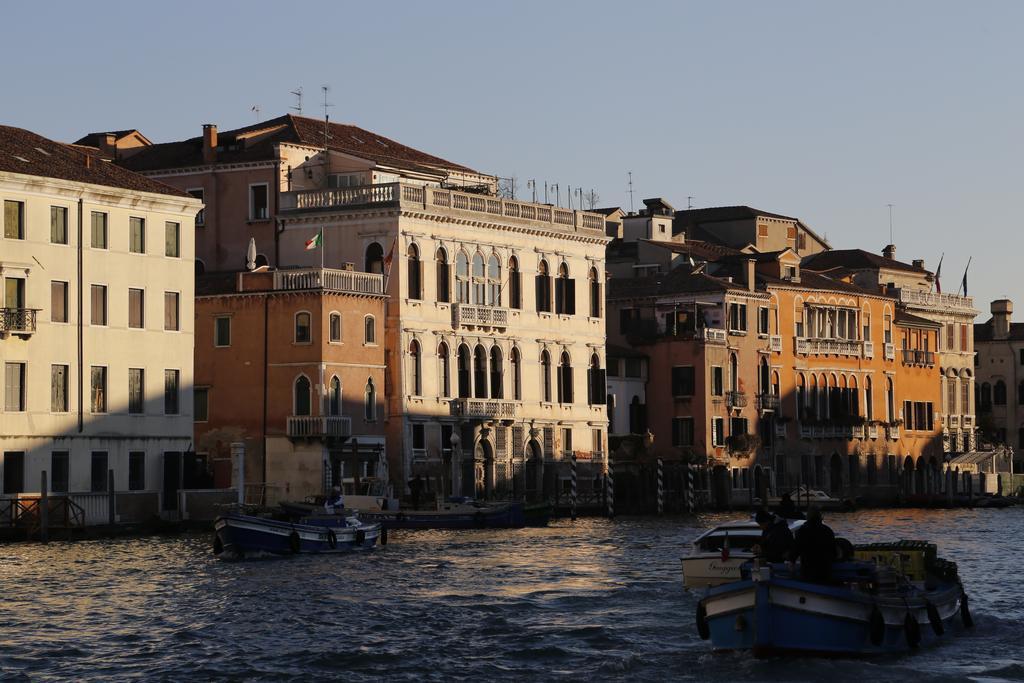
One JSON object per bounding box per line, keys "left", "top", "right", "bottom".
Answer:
{"left": 213, "top": 512, "right": 381, "bottom": 558}
{"left": 697, "top": 543, "right": 973, "bottom": 657}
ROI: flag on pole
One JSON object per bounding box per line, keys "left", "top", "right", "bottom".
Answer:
{"left": 960, "top": 257, "right": 971, "bottom": 296}
{"left": 934, "top": 253, "right": 943, "bottom": 293}
{"left": 305, "top": 229, "right": 323, "bottom": 251}
{"left": 382, "top": 236, "right": 397, "bottom": 271}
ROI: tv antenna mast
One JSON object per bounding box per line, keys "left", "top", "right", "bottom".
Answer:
{"left": 687, "top": 196, "right": 694, "bottom": 209}
{"left": 321, "top": 85, "right": 333, "bottom": 151}
{"left": 887, "top": 203, "right": 894, "bottom": 244}
{"left": 290, "top": 87, "right": 303, "bottom": 116}
{"left": 251, "top": 104, "right": 261, "bottom": 122}
{"left": 527, "top": 179, "right": 537, "bottom": 202}
{"left": 628, "top": 171, "right": 635, "bottom": 213}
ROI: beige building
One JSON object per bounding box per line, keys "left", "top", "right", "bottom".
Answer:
{"left": 974, "top": 299, "right": 1024, "bottom": 467}
{"left": 0, "top": 125, "right": 201, "bottom": 517}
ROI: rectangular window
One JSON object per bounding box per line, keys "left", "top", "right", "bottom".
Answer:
{"left": 711, "top": 366, "right": 724, "bottom": 396}
{"left": 672, "top": 417, "right": 695, "bottom": 447}
{"left": 90, "top": 451, "right": 108, "bottom": 492}
{"left": 4, "top": 363, "right": 26, "bottom": 411}
{"left": 758, "top": 306, "right": 769, "bottom": 335}
{"left": 188, "top": 189, "right": 205, "bottom": 226}
{"left": 904, "top": 400, "right": 913, "bottom": 430}
{"left": 412, "top": 423, "right": 426, "bottom": 450}
{"left": 329, "top": 314, "right": 341, "bottom": 342}
{"left": 249, "top": 184, "right": 269, "bottom": 220}
{"left": 51, "top": 281, "right": 68, "bottom": 323}
{"left": 128, "top": 368, "right": 144, "bottom": 415}
{"left": 711, "top": 417, "right": 725, "bottom": 446}
{"left": 945, "top": 323, "right": 956, "bottom": 351}
{"left": 129, "top": 451, "right": 145, "bottom": 491}
{"left": 51, "top": 364, "right": 68, "bottom": 412}
{"left": 165, "top": 222, "right": 180, "bottom": 257}
{"left": 671, "top": 366, "right": 695, "bottom": 397}
{"left": 624, "top": 357, "right": 642, "bottom": 378}
{"left": 3, "top": 452, "right": 25, "bottom": 494}
{"left": 606, "top": 359, "right": 619, "bottom": 377}
{"left": 91, "top": 366, "right": 107, "bottom": 413}
{"left": 51, "top": 451, "right": 69, "bottom": 493}
{"left": 562, "top": 427, "right": 573, "bottom": 455}
{"left": 214, "top": 316, "right": 231, "bottom": 347}
{"left": 50, "top": 206, "right": 68, "bottom": 244}
{"left": 728, "top": 303, "right": 747, "bottom": 332}
{"left": 128, "top": 288, "right": 144, "bottom": 329}
{"left": 164, "top": 369, "right": 180, "bottom": 415}
{"left": 90, "top": 284, "right": 107, "bottom": 325}
{"left": 164, "top": 292, "right": 179, "bottom": 331}
{"left": 129, "top": 217, "right": 145, "bottom": 253}
{"left": 90, "top": 211, "right": 107, "bottom": 248}
{"left": 4, "top": 200, "right": 24, "bottom": 239}
{"left": 5, "top": 276, "right": 24, "bottom": 309}
{"left": 194, "top": 387, "right": 209, "bottom": 422}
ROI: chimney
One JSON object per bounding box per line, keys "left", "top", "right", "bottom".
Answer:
{"left": 992, "top": 299, "right": 1013, "bottom": 340}
{"left": 202, "top": 124, "right": 218, "bottom": 164}
{"left": 882, "top": 244, "right": 896, "bottom": 260}
{"left": 746, "top": 258, "right": 756, "bottom": 292}
{"left": 912, "top": 259, "right": 924, "bottom": 270}
{"left": 99, "top": 133, "right": 117, "bottom": 159}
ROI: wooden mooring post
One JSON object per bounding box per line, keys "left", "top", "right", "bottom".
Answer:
{"left": 39, "top": 471, "right": 49, "bottom": 543}
{"left": 107, "top": 469, "right": 116, "bottom": 526}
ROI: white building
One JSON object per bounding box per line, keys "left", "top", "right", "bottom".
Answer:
{"left": 0, "top": 125, "right": 201, "bottom": 518}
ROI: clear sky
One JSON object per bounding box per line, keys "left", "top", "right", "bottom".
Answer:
{"left": 4, "top": 1, "right": 1021, "bottom": 316}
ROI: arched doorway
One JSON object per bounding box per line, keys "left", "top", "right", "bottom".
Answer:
{"left": 903, "top": 455, "right": 915, "bottom": 495}
{"left": 914, "top": 458, "right": 925, "bottom": 495}
{"left": 476, "top": 439, "right": 494, "bottom": 500}
{"left": 524, "top": 440, "right": 542, "bottom": 498}
{"left": 365, "top": 242, "right": 384, "bottom": 274}
{"left": 829, "top": 453, "right": 842, "bottom": 494}
{"left": 754, "top": 466, "right": 769, "bottom": 502}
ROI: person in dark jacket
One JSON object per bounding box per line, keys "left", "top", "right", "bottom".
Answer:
{"left": 775, "top": 493, "right": 805, "bottom": 520}
{"left": 789, "top": 507, "right": 836, "bottom": 583}
{"left": 753, "top": 509, "right": 794, "bottom": 563}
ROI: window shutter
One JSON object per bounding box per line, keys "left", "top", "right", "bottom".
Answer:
{"left": 566, "top": 279, "right": 576, "bottom": 315}
{"left": 596, "top": 368, "right": 606, "bottom": 403}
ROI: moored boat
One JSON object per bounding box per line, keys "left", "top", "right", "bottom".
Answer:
{"left": 696, "top": 541, "right": 972, "bottom": 656}
{"left": 213, "top": 512, "right": 381, "bottom": 558}
{"left": 681, "top": 519, "right": 804, "bottom": 589}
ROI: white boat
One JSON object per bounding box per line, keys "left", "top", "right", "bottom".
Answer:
{"left": 681, "top": 519, "right": 804, "bottom": 588}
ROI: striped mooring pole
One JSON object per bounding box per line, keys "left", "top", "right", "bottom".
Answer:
{"left": 686, "top": 464, "right": 696, "bottom": 514}
{"left": 606, "top": 457, "right": 615, "bottom": 518}
{"left": 656, "top": 458, "right": 664, "bottom": 515}
{"left": 570, "top": 453, "right": 577, "bottom": 521}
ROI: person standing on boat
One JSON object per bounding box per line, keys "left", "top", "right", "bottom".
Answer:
{"left": 753, "top": 510, "right": 793, "bottom": 563}
{"left": 775, "top": 493, "right": 804, "bottom": 520}
{"left": 325, "top": 486, "right": 344, "bottom": 513}
{"left": 789, "top": 507, "right": 836, "bottom": 583}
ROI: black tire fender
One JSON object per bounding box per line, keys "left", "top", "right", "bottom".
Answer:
{"left": 869, "top": 606, "right": 885, "bottom": 646}
{"left": 326, "top": 528, "right": 337, "bottom": 550}
{"left": 288, "top": 530, "right": 301, "bottom": 554}
{"left": 213, "top": 535, "right": 224, "bottom": 556}
{"left": 380, "top": 528, "right": 388, "bottom": 546}
{"left": 926, "top": 601, "right": 944, "bottom": 636}
{"left": 904, "top": 612, "right": 921, "bottom": 648}
{"left": 961, "top": 592, "right": 974, "bottom": 629}
{"left": 355, "top": 529, "right": 366, "bottom": 545}
{"left": 696, "top": 601, "right": 710, "bottom": 640}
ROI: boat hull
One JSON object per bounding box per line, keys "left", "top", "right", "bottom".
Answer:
{"left": 702, "top": 570, "right": 964, "bottom": 656}
{"left": 214, "top": 513, "right": 380, "bottom": 557}
{"left": 681, "top": 553, "right": 750, "bottom": 588}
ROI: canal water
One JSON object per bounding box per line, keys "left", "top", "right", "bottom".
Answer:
{"left": 2, "top": 509, "right": 1023, "bottom": 682}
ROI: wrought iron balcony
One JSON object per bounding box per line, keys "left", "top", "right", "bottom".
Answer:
{"left": 0, "top": 308, "right": 38, "bottom": 335}
{"left": 757, "top": 393, "right": 780, "bottom": 411}
{"left": 286, "top": 415, "right": 352, "bottom": 439}
{"left": 726, "top": 390, "right": 748, "bottom": 409}
{"left": 452, "top": 398, "right": 518, "bottom": 419}
{"left": 452, "top": 303, "right": 509, "bottom": 329}
{"left": 901, "top": 349, "right": 936, "bottom": 366}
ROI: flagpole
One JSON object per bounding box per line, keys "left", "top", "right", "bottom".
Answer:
{"left": 321, "top": 227, "right": 325, "bottom": 270}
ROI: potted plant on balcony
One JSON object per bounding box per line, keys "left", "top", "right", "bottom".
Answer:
{"left": 726, "top": 433, "right": 761, "bottom": 454}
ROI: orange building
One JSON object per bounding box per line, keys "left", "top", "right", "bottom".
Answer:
{"left": 608, "top": 249, "right": 944, "bottom": 506}
{"left": 194, "top": 266, "right": 387, "bottom": 503}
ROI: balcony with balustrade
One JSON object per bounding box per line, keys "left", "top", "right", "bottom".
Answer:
{"left": 901, "top": 349, "right": 936, "bottom": 366}
{"left": 272, "top": 268, "right": 384, "bottom": 295}
{"left": 769, "top": 335, "right": 782, "bottom": 352}
{"left": 891, "top": 287, "right": 976, "bottom": 313}
{"left": 452, "top": 303, "right": 509, "bottom": 330}
{"left": 794, "top": 337, "right": 864, "bottom": 357}
{"left": 279, "top": 182, "right": 607, "bottom": 237}
{"left": 0, "top": 308, "right": 38, "bottom": 336}
{"left": 757, "top": 393, "right": 780, "bottom": 412}
{"left": 286, "top": 415, "right": 352, "bottom": 439}
{"left": 452, "top": 398, "right": 518, "bottom": 420}
{"left": 726, "top": 391, "right": 748, "bottom": 409}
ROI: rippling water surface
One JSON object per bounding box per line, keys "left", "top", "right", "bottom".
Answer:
{"left": 2, "top": 508, "right": 1023, "bottom": 682}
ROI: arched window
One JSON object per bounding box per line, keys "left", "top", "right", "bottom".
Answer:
{"left": 629, "top": 395, "right": 646, "bottom": 434}
{"left": 508, "top": 256, "right": 522, "bottom": 309}
{"left": 511, "top": 347, "right": 522, "bottom": 400}
{"left": 555, "top": 262, "right": 575, "bottom": 315}
{"left": 435, "top": 248, "right": 450, "bottom": 303}
{"left": 295, "top": 311, "right": 311, "bottom": 343}
{"left": 328, "top": 376, "right": 342, "bottom": 416}
{"left": 329, "top": 312, "right": 342, "bottom": 342}
{"left": 809, "top": 375, "right": 818, "bottom": 421}
{"left": 438, "top": 342, "right": 451, "bottom": 398}
{"left": 729, "top": 353, "right": 739, "bottom": 393}
{"left": 886, "top": 377, "right": 895, "bottom": 422}
{"left": 365, "top": 242, "right": 384, "bottom": 274}
{"left": 796, "top": 374, "right": 805, "bottom": 420}
{"left": 195, "top": 259, "right": 206, "bottom": 276}
{"left": 473, "top": 345, "right": 488, "bottom": 398}
{"left": 536, "top": 260, "right": 551, "bottom": 313}
{"left": 980, "top": 382, "right": 992, "bottom": 411}
{"left": 457, "top": 345, "right": 471, "bottom": 398}
{"left": 758, "top": 357, "right": 770, "bottom": 395}
{"left": 455, "top": 251, "right": 470, "bottom": 303}
{"left": 364, "top": 315, "right": 376, "bottom": 344}
{"left": 557, "top": 351, "right": 574, "bottom": 404}
{"left": 487, "top": 254, "right": 501, "bottom": 306}
{"left": 541, "top": 349, "right": 552, "bottom": 402}
{"left": 865, "top": 376, "right": 874, "bottom": 421}
{"left": 472, "top": 253, "right": 486, "bottom": 304}
{"left": 587, "top": 353, "right": 604, "bottom": 406}
{"left": 995, "top": 380, "right": 1007, "bottom": 406}
{"left": 294, "top": 375, "right": 312, "bottom": 416}
{"left": 489, "top": 346, "right": 503, "bottom": 399}
{"left": 364, "top": 378, "right": 376, "bottom": 421}
{"left": 407, "top": 243, "right": 421, "bottom": 300}
{"left": 589, "top": 267, "right": 601, "bottom": 318}
{"left": 409, "top": 340, "right": 422, "bottom": 396}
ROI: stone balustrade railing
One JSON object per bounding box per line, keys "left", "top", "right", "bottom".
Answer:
{"left": 273, "top": 268, "right": 384, "bottom": 295}
{"left": 452, "top": 303, "right": 509, "bottom": 328}
{"left": 287, "top": 415, "right": 352, "bottom": 438}
{"left": 893, "top": 288, "right": 975, "bottom": 312}
{"left": 453, "top": 398, "right": 518, "bottom": 419}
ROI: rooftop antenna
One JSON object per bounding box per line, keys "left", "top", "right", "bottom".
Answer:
{"left": 251, "top": 104, "right": 261, "bottom": 122}
{"left": 527, "top": 179, "right": 537, "bottom": 202}
{"left": 628, "top": 171, "right": 635, "bottom": 213}
{"left": 567, "top": 184, "right": 573, "bottom": 210}
{"left": 687, "top": 196, "right": 694, "bottom": 209}
{"left": 544, "top": 181, "right": 548, "bottom": 204}
{"left": 321, "top": 85, "right": 333, "bottom": 152}
{"left": 887, "top": 203, "right": 894, "bottom": 244}
{"left": 290, "top": 87, "right": 303, "bottom": 116}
